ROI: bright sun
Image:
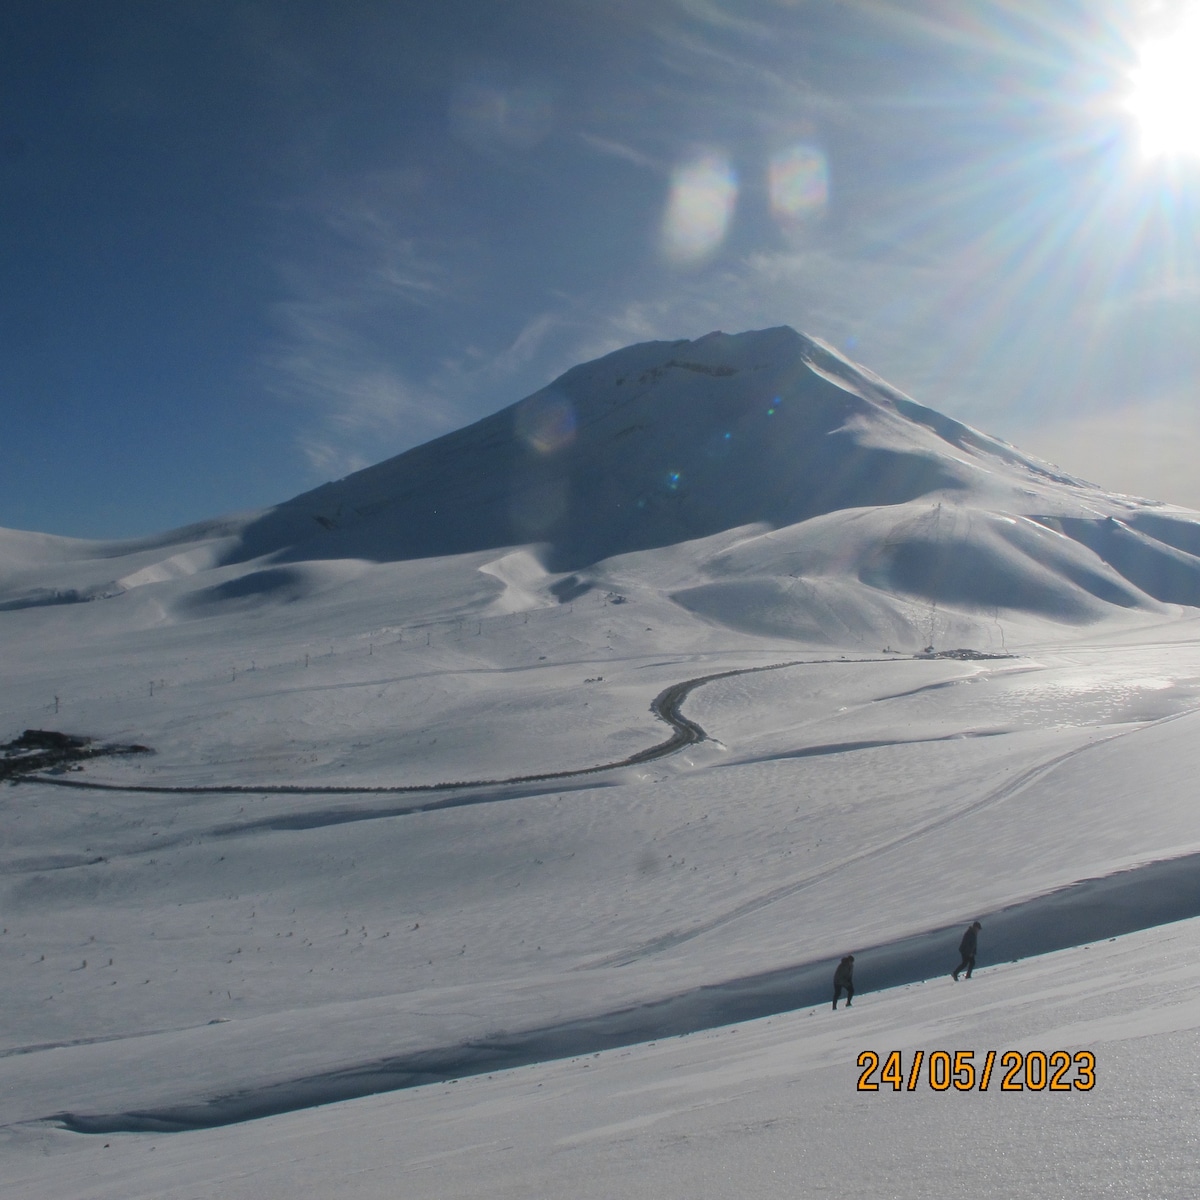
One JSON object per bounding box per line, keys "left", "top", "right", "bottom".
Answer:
{"left": 1126, "top": 6, "right": 1200, "bottom": 158}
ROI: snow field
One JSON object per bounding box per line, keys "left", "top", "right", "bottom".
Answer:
{"left": 8, "top": 917, "right": 1200, "bottom": 1199}
{"left": 5, "top": 328, "right": 1200, "bottom": 1191}
{"left": 6, "top": 615, "right": 1200, "bottom": 1148}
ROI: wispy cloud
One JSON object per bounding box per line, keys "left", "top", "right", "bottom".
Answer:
{"left": 264, "top": 291, "right": 460, "bottom": 480}
{"left": 264, "top": 190, "right": 593, "bottom": 483}
{"left": 262, "top": 174, "right": 467, "bottom": 480}
{"left": 667, "top": 0, "right": 776, "bottom": 39}
{"left": 557, "top": 245, "right": 933, "bottom": 380}
{"left": 255, "top": 0, "right": 1199, "bottom": 506}
{"left": 486, "top": 313, "right": 564, "bottom": 377}
{"left": 576, "top": 132, "right": 664, "bottom": 173}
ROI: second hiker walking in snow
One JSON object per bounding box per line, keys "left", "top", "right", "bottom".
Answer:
{"left": 832, "top": 954, "right": 855, "bottom": 1009}
{"left": 952, "top": 921, "right": 982, "bottom": 981}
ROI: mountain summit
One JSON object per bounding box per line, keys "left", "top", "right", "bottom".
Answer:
{"left": 231, "top": 326, "right": 1095, "bottom": 571}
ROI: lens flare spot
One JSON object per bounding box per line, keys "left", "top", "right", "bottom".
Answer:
{"left": 515, "top": 393, "right": 576, "bottom": 455}
{"left": 769, "top": 143, "right": 829, "bottom": 222}
{"left": 661, "top": 152, "right": 738, "bottom": 264}
{"left": 666, "top": 470, "right": 682, "bottom": 491}
{"left": 1126, "top": 6, "right": 1200, "bottom": 159}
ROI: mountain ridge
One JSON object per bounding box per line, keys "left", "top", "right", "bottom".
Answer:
{"left": 3, "top": 325, "right": 1200, "bottom": 634}
{"left": 218, "top": 326, "right": 1126, "bottom": 572}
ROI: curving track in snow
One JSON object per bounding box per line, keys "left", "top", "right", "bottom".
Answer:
{"left": 18, "top": 657, "right": 862, "bottom": 797}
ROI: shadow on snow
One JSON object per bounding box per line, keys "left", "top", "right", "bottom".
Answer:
{"left": 53, "top": 848, "right": 1200, "bottom": 1134}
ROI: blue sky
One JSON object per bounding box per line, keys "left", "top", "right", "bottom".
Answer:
{"left": 3, "top": 0, "right": 1199, "bottom": 538}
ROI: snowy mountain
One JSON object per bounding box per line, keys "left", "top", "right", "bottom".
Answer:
{"left": 5, "top": 326, "right": 1200, "bottom": 647}
{"left": 6, "top": 329, "right": 1200, "bottom": 1197}
{"left": 232, "top": 325, "right": 1080, "bottom": 568}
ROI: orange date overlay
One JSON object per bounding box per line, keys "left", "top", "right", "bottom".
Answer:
{"left": 856, "top": 1050, "right": 1095, "bottom": 1092}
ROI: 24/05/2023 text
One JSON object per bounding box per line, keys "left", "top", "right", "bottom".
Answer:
{"left": 856, "top": 1050, "right": 1095, "bottom": 1092}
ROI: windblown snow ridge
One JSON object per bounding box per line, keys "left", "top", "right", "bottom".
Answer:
{"left": 52, "top": 848, "right": 1200, "bottom": 1134}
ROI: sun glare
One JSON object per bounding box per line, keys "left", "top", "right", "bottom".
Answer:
{"left": 1126, "top": 5, "right": 1200, "bottom": 158}
{"left": 660, "top": 151, "right": 738, "bottom": 264}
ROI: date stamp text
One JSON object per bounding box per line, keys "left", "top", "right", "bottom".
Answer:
{"left": 856, "top": 1049, "right": 1095, "bottom": 1092}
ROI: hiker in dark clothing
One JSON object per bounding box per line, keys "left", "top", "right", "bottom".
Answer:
{"left": 832, "top": 955, "right": 855, "bottom": 1009}
{"left": 952, "top": 922, "right": 982, "bottom": 981}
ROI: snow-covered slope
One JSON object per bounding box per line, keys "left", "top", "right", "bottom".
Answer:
{"left": 12, "top": 918, "right": 1200, "bottom": 1199}
{"left": 5, "top": 327, "right": 1200, "bottom": 1196}
{"left": 228, "top": 326, "right": 1062, "bottom": 567}
{"left": 5, "top": 327, "right": 1200, "bottom": 641}
{"left": 213, "top": 325, "right": 1200, "bottom": 622}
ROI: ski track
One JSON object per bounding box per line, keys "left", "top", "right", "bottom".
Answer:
{"left": 723, "top": 728, "right": 1010, "bottom": 764}
{"left": 1, "top": 1021, "right": 229, "bottom": 1060}
{"left": 588, "top": 703, "right": 1200, "bottom": 969}
{"left": 589, "top": 746, "right": 1096, "bottom": 968}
